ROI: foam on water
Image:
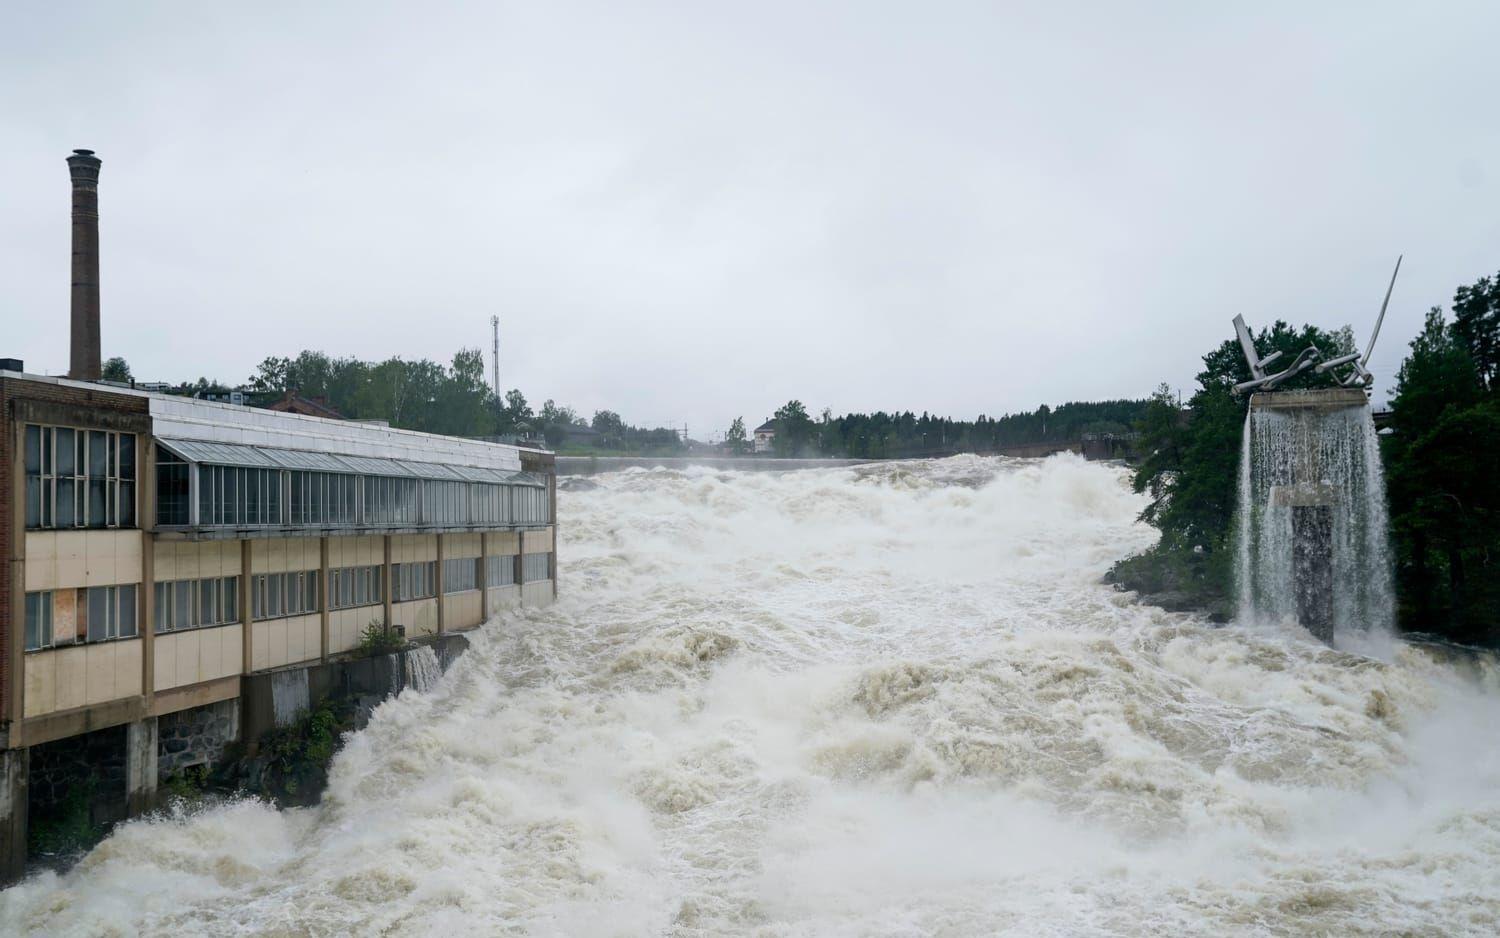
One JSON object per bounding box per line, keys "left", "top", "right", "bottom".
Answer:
{"left": 3, "top": 455, "right": 1498, "bottom": 936}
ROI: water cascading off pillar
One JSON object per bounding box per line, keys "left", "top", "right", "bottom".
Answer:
{"left": 1235, "top": 387, "right": 1394, "bottom": 642}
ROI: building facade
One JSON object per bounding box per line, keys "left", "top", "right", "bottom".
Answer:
{"left": 753, "top": 420, "right": 776, "bottom": 453}
{"left": 1, "top": 368, "right": 556, "bottom": 876}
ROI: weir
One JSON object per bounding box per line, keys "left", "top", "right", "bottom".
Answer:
{"left": 1235, "top": 387, "right": 1394, "bottom": 641}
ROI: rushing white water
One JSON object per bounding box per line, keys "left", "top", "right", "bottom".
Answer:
{"left": 403, "top": 645, "right": 443, "bottom": 694}
{"left": 1235, "top": 405, "right": 1396, "bottom": 638}
{"left": 4, "top": 455, "right": 1499, "bottom": 936}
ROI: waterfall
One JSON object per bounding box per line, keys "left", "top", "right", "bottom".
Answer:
{"left": 1234, "top": 402, "right": 1394, "bottom": 637}
{"left": 403, "top": 645, "right": 443, "bottom": 693}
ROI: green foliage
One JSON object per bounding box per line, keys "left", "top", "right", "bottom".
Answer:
{"left": 1384, "top": 293, "right": 1500, "bottom": 644}
{"left": 161, "top": 764, "right": 212, "bottom": 802}
{"left": 1450, "top": 271, "right": 1499, "bottom": 390}
{"left": 725, "top": 416, "right": 748, "bottom": 454}
{"left": 28, "top": 778, "right": 102, "bottom": 859}
{"left": 260, "top": 699, "right": 349, "bottom": 801}
{"left": 354, "top": 621, "right": 407, "bottom": 658}
{"left": 809, "top": 399, "right": 1149, "bottom": 459}
{"left": 1119, "top": 320, "right": 1352, "bottom": 610}
{"left": 772, "top": 400, "right": 815, "bottom": 456}
{"left": 101, "top": 356, "right": 132, "bottom": 383}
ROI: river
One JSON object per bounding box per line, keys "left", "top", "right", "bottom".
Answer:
{"left": 3, "top": 455, "right": 1498, "bottom": 936}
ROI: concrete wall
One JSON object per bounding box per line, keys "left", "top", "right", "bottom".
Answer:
{"left": 23, "top": 639, "right": 143, "bottom": 718}
{"left": 486, "top": 585, "right": 521, "bottom": 616}
{"left": 250, "top": 614, "right": 320, "bottom": 671}
{"left": 327, "top": 534, "right": 383, "bottom": 568}
{"left": 446, "top": 590, "right": 482, "bottom": 630}
{"left": 522, "top": 527, "right": 554, "bottom": 554}
{"left": 446, "top": 532, "right": 481, "bottom": 558}
{"left": 391, "top": 534, "right": 437, "bottom": 564}
{"left": 392, "top": 599, "right": 438, "bottom": 637}
{"left": 250, "top": 537, "right": 321, "bottom": 574}
{"left": 329, "top": 605, "right": 381, "bottom": 655}
{"left": 486, "top": 531, "right": 520, "bottom": 556}
{"left": 153, "top": 539, "right": 239, "bottom": 583}
{"left": 521, "top": 582, "right": 554, "bottom": 606}
{"left": 153, "top": 624, "right": 243, "bottom": 693}
{"left": 23, "top": 530, "right": 142, "bottom": 592}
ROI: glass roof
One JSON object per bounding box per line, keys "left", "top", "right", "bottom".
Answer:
{"left": 156, "top": 437, "right": 534, "bottom": 486}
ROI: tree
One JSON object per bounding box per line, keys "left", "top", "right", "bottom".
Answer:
{"left": 592, "top": 410, "right": 624, "bottom": 447}
{"left": 101, "top": 357, "right": 132, "bottom": 383}
{"left": 1117, "top": 320, "right": 1355, "bottom": 617}
{"left": 725, "top": 417, "right": 748, "bottom": 454}
{"left": 1450, "top": 272, "right": 1499, "bottom": 391}
{"left": 499, "top": 389, "right": 534, "bottom": 436}
{"left": 772, "top": 400, "right": 814, "bottom": 457}
{"left": 1384, "top": 300, "right": 1496, "bottom": 642}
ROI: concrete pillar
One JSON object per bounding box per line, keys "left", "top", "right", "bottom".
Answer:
{"left": 241, "top": 540, "right": 253, "bottom": 674}
{"left": 125, "top": 719, "right": 157, "bottom": 817}
{"left": 0, "top": 747, "right": 28, "bottom": 886}
{"left": 435, "top": 533, "right": 446, "bottom": 633}
{"left": 382, "top": 535, "right": 394, "bottom": 635}
{"left": 478, "top": 532, "right": 489, "bottom": 618}
{"left": 319, "top": 536, "right": 330, "bottom": 662}
{"left": 516, "top": 529, "right": 525, "bottom": 607}
{"left": 1293, "top": 505, "right": 1335, "bottom": 643}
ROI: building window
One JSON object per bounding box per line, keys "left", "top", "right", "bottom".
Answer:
{"left": 83, "top": 585, "right": 138, "bottom": 642}
{"left": 154, "top": 576, "right": 240, "bottom": 632}
{"left": 442, "top": 557, "right": 480, "bottom": 593}
{"left": 393, "top": 561, "right": 436, "bottom": 602}
{"left": 250, "top": 570, "right": 320, "bottom": 620}
{"left": 521, "top": 553, "right": 551, "bottom": 583}
{"left": 27, "top": 586, "right": 137, "bottom": 649}
{"left": 25, "top": 425, "right": 136, "bottom": 530}
{"left": 157, "top": 448, "right": 191, "bottom": 525}
{"left": 329, "top": 565, "right": 383, "bottom": 610}
{"left": 25, "top": 591, "right": 53, "bottom": 650}
{"left": 515, "top": 485, "right": 550, "bottom": 525}
{"left": 199, "top": 465, "right": 284, "bottom": 527}
{"left": 361, "top": 475, "right": 421, "bottom": 526}
{"left": 288, "top": 470, "right": 357, "bottom": 526}
{"left": 485, "top": 554, "right": 516, "bottom": 587}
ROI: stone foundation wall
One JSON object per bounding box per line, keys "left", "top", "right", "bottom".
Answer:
{"left": 28, "top": 725, "right": 127, "bottom": 826}
{"left": 157, "top": 700, "right": 240, "bottom": 779}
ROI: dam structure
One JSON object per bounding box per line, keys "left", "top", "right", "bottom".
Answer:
{"left": 0, "top": 150, "right": 559, "bottom": 883}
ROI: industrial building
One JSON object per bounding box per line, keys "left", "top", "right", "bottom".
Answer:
{"left": 0, "top": 150, "right": 556, "bottom": 881}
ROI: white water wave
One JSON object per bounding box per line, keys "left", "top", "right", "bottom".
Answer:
{"left": 3, "top": 454, "right": 1498, "bottom": 936}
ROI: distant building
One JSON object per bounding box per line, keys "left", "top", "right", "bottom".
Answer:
{"left": 754, "top": 420, "right": 776, "bottom": 453}
{"left": 266, "top": 391, "right": 343, "bottom": 420}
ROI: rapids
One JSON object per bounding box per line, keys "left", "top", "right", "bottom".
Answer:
{"left": 3, "top": 455, "right": 1499, "bottom": 936}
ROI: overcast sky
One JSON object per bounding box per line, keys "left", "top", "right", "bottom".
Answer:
{"left": 3, "top": 2, "right": 1497, "bottom": 436}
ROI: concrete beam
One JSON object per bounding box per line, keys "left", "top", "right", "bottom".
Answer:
{"left": 1249, "top": 387, "right": 1369, "bottom": 412}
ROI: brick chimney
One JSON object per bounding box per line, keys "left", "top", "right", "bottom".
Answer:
{"left": 67, "top": 149, "right": 102, "bottom": 380}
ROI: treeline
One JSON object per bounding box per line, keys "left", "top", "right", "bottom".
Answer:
{"left": 247, "top": 351, "right": 689, "bottom": 454}
{"left": 108, "top": 350, "right": 686, "bottom": 455}
{"left": 742, "top": 399, "right": 1147, "bottom": 458}
{"left": 1113, "top": 269, "right": 1499, "bottom": 644}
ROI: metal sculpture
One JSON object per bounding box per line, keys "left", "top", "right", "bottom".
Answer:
{"left": 1231, "top": 256, "right": 1402, "bottom": 395}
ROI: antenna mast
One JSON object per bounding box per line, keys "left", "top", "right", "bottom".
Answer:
{"left": 490, "top": 315, "right": 500, "bottom": 398}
